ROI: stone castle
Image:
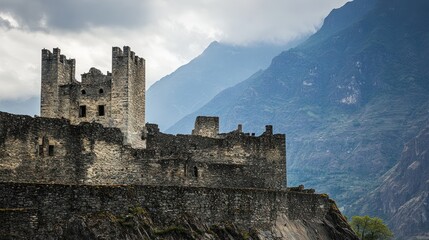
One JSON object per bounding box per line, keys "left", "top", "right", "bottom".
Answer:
{"left": 0, "top": 47, "right": 358, "bottom": 239}
{"left": 41, "top": 47, "right": 145, "bottom": 148}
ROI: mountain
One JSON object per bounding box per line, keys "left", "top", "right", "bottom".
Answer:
{"left": 169, "top": 0, "right": 429, "bottom": 230}
{"left": 0, "top": 96, "right": 39, "bottom": 116}
{"left": 146, "top": 41, "right": 301, "bottom": 131}
{"left": 352, "top": 122, "right": 429, "bottom": 239}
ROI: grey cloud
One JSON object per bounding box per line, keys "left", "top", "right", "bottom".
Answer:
{"left": 0, "top": 0, "right": 151, "bottom": 31}
{"left": 148, "top": 0, "right": 348, "bottom": 44}
{"left": 0, "top": 0, "right": 349, "bottom": 44}
{"left": 0, "top": 17, "right": 12, "bottom": 29}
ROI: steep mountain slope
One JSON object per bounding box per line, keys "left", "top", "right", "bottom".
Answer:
{"left": 352, "top": 123, "right": 429, "bottom": 239}
{"left": 146, "top": 41, "right": 300, "bottom": 130}
{"left": 169, "top": 0, "right": 429, "bottom": 218}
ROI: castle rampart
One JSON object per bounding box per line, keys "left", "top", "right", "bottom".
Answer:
{"left": 0, "top": 111, "right": 286, "bottom": 189}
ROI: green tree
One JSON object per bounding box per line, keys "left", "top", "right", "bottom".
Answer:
{"left": 350, "top": 215, "right": 393, "bottom": 240}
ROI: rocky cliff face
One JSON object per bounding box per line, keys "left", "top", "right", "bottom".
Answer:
{"left": 47, "top": 206, "right": 357, "bottom": 240}
{"left": 353, "top": 123, "right": 429, "bottom": 239}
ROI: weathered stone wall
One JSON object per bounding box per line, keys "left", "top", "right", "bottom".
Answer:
{"left": 0, "top": 182, "right": 333, "bottom": 239}
{"left": 0, "top": 112, "right": 286, "bottom": 189}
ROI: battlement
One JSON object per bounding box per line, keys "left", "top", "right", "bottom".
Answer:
{"left": 42, "top": 48, "right": 76, "bottom": 66}
{"left": 112, "top": 46, "right": 145, "bottom": 65}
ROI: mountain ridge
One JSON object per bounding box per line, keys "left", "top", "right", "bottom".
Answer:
{"left": 146, "top": 40, "right": 302, "bottom": 130}
{"left": 168, "top": 1, "right": 429, "bottom": 238}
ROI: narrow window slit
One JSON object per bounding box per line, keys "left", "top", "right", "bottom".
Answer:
{"left": 98, "top": 105, "right": 105, "bottom": 116}
{"left": 193, "top": 166, "right": 199, "bottom": 178}
{"left": 48, "top": 145, "right": 54, "bottom": 156}
{"left": 79, "top": 105, "right": 86, "bottom": 117}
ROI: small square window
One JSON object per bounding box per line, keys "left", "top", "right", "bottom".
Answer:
{"left": 79, "top": 105, "right": 86, "bottom": 117}
{"left": 98, "top": 105, "right": 105, "bottom": 116}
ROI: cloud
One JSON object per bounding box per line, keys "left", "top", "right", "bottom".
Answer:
{"left": 0, "top": 0, "right": 349, "bottom": 101}
{"left": 149, "top": 0, "right": 348, "bottom": 44}
{"left": 0, "top": 0, "right": 151, "bottom": 31}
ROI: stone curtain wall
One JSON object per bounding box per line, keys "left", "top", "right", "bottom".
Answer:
{"left": 0, "top": 182, "right": 332, "bottom": 238}
{"left": 0, "top": 112, "right": 286, "bottom": 189}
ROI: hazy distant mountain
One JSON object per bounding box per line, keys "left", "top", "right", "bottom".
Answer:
{"left": 146, "top": 41, "right": 301, "bottom": 130}
{"left": 0, "top": 97, "right": 39, "bottom": 116}
{"left": 169, "top": 0, "right": 429, "bottom": 237}
{"left": 352, "top": 123, "right": 429, "bottom": 239}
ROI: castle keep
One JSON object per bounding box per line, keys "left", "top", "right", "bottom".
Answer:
{"left": 41, "top": 47, "right": 145, "bottom": 148}
{"left": 0, "top": 47, "right": 358, "bottom": 239}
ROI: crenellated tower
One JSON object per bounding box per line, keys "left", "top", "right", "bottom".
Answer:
{"left": 40, "top": 46, "right": 146, "bottom": 148}
{"left": 41, "top": 48, "right": 76, "bottom": 118}
{"left": 111, "top": 46, "right": 146, "bottom": 147}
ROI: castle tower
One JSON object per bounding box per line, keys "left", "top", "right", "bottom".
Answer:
{"left": 40, "top": 48, "right": 76, "bottom": 118}
{"left": 111, "top": 46, "right": 146, "bottom": 148}
{"left": 40, "top": 46, "right": 146, "bottom": 149}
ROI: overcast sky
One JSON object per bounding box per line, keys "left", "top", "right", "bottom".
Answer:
{"left": 0, "top": 0, "right": 348, "bottom": 101}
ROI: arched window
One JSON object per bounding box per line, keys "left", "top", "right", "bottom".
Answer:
{"left": 81, "top": 89, "right": 86, "bottom": 94}
{"left": 99, "top": 88, "right": 104, "bottom": 94}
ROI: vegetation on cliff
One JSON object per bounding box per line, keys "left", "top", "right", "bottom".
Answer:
{"left": 350, "top": 215, "right": 393, "bottom": 240}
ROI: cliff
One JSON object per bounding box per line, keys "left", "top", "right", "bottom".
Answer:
{"left": 352, "top": 123, "right": 429, "bottom": 239}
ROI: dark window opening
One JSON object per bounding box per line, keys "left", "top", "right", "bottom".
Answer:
{"left": 99, "top": 88, "right": 104, "bottom": 94}
{"left": 193, "top": 166, "right": 199, "bottom": 178}
{"left": 79, "top": 105, "right": 87, "bottom": 117}
{"left": 48, "top": 145, "right": 55, "bottom": 156}
{"left": 38, "top": 145, "right": 44, "bottom": 156}
{"left": 81, "top": 89, "right": 86, "bottom": 94}
{"left": 98, "top": 105, "right": 105, "bottom": 116}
